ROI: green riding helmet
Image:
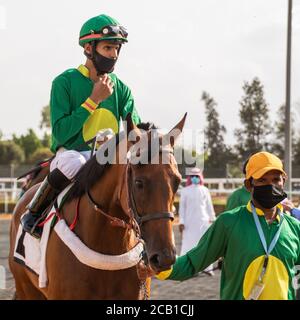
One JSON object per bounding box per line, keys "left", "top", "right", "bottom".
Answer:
{"left": 79, "top": 14, "right": 128, "bottom": 47}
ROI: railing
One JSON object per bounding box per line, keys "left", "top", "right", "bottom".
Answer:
{"left": 203, "top": 178, "right": 300, "bottom": 195}
{"left": 1, "top": 177, "right": 300, "bottom": 214}
{"left": 0, "top": 178, "right": 25, "bottom": 213}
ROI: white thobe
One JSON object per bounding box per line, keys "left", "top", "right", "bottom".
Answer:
{"left": 179, "top": 184, "right": 216, "bottom": 268}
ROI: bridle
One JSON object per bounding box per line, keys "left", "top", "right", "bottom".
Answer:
{"left": 126, "top": 164, "right": 174, "bottom": 227}
{"left": 83, "top": 132, "right": 176, "bottom": 300}
{"left": 85, "top": 156, "right": 175, "bottom": 235}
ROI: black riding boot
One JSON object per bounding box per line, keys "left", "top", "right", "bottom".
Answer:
{"left": 20, "top": 168, "right": 70, "bottom": 239}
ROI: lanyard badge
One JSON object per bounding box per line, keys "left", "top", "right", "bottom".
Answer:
{"left": 246, "top": 204, "right": 284, "bottom": 300}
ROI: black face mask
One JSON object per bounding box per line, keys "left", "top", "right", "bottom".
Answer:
{"left": 252, "top": 184, "right": 287, "bottom": 209}
{"left": 91, "top": 51, "right": 117, "bottom": 75}
{"left": 84, "top": 41, "right": 120, "bottom": 76}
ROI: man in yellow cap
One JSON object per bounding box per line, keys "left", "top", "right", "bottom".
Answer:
{"left": 138, "top": 151, "right": 300, "bottom": 300}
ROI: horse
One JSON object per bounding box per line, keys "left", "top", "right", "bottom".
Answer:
{"left": 9, "top": 114, "right": 186, "bottom": 299}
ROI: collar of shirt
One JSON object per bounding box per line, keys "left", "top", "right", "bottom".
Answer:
{"left": 246, "top": 201, "right": 283, "bottom": 222}
{"left": 77, "top": 64, "right": 90, "bottom": 78}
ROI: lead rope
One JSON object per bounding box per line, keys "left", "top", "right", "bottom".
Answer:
{"left": 125, "top": 165, "right": 149, "bottom": 300}
{"left": 141, "top": 278, "right": 149, "bottom": 300}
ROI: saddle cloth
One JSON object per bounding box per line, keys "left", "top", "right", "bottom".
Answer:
{"left": 13, "top": 184, "right": 73, "bottom": 288}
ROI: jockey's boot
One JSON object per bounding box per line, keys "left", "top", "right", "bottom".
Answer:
{"left": 20, "top": 168, "right": 70, "bottom": 239}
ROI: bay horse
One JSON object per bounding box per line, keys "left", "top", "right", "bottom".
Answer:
{"left": 9, "top": 114, "right": 186, "bottom": 299}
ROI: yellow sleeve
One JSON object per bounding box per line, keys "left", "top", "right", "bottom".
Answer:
{"left": 155, "top": 267, "right": 173, "bottom": 280}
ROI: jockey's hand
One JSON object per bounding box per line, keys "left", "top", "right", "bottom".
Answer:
{"left": 179, "top": 224, "right": 184, "bottom": 233}
{"left": 90, "top": 73, "right": 114, "bottom": 104}
{"left": 136, "top": 261, "right": 156, "bottom": 281}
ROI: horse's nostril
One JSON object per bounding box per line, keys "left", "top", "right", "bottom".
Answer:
{"left": 149, "top": 254, "right": 160, "bottom": 268}
{"left": 149, "top": 250, "right": 176, "bottom": 270}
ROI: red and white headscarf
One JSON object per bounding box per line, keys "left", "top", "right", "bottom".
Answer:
{"left": 186, "top": 167, "right": 204, "bottom": 186}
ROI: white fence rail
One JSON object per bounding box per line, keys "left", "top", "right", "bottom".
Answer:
{"left": 0, "top": 178, "right": 25, "bottom": 213}
{"left": 203, "top": 178, "right": 300, "bottom": 195}
{"left": 1, "top": 177, "right": 300, "bottom": 213}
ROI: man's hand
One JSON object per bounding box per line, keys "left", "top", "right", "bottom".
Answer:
{"left": 136, "top": 261, "right": 156, "bottom": 281}
{"left": 282, "top": 199, "right": 295, "bottom": 212}
{"left": 90, "top": 74, "right": 114, "bottom": 104}
{"left": 179, "top": 224, "right": 184, "bottom": 233}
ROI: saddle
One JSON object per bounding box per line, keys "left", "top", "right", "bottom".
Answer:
{"left": 13, "top": 184, "right": 73, "bottom": 287}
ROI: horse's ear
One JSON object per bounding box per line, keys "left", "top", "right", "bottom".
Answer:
{"left": 124, "top": 113, "right": 141, "bottom": 140}
{"left": 164, "top": 112, "right": 187, "bottom": 147}
{"left": 125, "top": 113, "right": 135, "bottom": 135}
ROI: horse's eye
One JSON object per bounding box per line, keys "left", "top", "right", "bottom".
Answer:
{"left": 135, "top": 180, "right": 144, "bottom": 189}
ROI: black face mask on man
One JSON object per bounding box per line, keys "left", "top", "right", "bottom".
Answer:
{"left": 252, "top": 184, "right": 287, "bottom": 209}
{"left": 84, "top": 41, "right": 120, "bottom": 76}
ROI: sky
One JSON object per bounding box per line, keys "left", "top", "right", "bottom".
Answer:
{"left": 0, "top": 0, "right": 300, "bottom": 146}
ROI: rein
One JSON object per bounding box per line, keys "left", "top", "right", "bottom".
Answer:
{"left": 84, "top": 132, "right": 175, "bottom": 233}
{"left": 86, "top": 188, "right": 134, "bottom": 230}
{"left": 85, "top": 161, "right": 174, "bottom": 234}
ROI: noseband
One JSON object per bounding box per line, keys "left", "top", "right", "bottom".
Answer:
{"left": 86, "top": 160, "right": 174, "bottom": 232}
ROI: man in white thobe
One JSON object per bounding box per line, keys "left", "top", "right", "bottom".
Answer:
{"left": 178, "top": 168, "right": 216, "bottom": 275}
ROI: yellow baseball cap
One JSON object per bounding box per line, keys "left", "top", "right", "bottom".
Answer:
{"left": 245, "top": 152, "right": 286, "bottom": 179}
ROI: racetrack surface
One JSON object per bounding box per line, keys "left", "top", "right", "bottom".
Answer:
{"left": 0, "top": 217, "right": 220, "bottom": 300}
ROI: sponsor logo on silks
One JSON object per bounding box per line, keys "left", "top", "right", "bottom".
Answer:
{"left": 0, "top": 265, "right": 6, "bottom": 289}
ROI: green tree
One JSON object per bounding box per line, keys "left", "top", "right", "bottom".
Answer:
{"left": 271, "top": 104, "right": 297, "bottom": 161}
{"left": 271, "top": 105, "right": 286, "bottom": 160}
{"left": 13, "top": 129, "right": 42, "bottom": 162}
{"left": 234, "top": 78, "right": 271, "bottom": 161}
{"left": 41, "top": 132, "right": 51, "bottom": 148}
{"left": 27, "top": 147, "right": 53, "bottom": 164}
{"left": 294, "top": 138, "right": 300, "bottom": 175}
{"left": 0, "top": 140, "right": 25, "bottom": 164}
{"left": 201, "top": 91, "right": 233, "bottom": 177}
{"left": 40, "top": 105, "right": 50, "bottom": 131}
{"left": 39, "top": 105, "right": 51, "bottom": 149}
{"left": 174, "top": 146, "right": 204, "bottom": 178}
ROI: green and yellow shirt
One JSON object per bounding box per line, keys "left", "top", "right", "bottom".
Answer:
{"left": 157, "top": 202, "right": 300, "bottom": 300}
{"left": 50, "top": 65, "right": 141, "bottom": 153}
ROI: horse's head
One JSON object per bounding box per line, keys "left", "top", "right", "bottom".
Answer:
{"left": 117, "top": 114, "right": 186, "bottom": 273}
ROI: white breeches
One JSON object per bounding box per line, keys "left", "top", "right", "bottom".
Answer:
{"left": 50, "top": 149, "right": 91, "bottom": 180}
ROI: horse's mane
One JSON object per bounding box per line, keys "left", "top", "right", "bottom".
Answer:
{"left": 66, "top": 122, "right": 157, "bottom": 202}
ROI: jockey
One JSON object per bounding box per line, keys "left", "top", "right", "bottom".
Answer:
{"left": 21, "top": 14, "right": 141, "bottom": 238}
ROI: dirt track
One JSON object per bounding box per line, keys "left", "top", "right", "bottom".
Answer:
{"left": 0, "top": 217, "right": 220, "bottom": 300}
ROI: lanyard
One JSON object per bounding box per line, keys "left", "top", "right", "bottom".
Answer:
{"left": 251, "top": 203, "right": 284, "bottom": 281}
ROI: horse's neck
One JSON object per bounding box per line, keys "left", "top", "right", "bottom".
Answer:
{"left": 63, "top": 176, "right": 135, "bottom": 255}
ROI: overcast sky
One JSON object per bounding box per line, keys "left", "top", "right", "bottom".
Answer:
{"left": 0, "top": 0, "right": 299, "bottom": 146}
